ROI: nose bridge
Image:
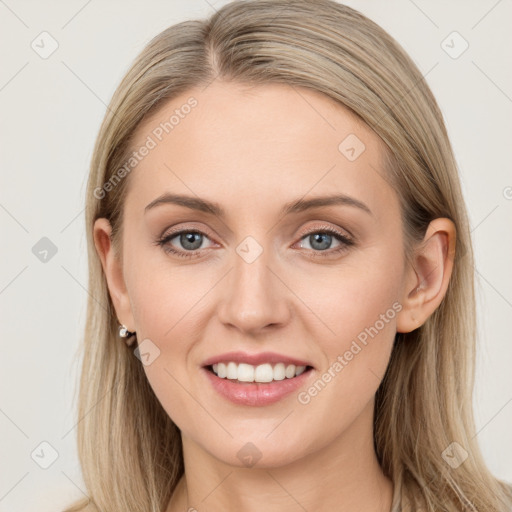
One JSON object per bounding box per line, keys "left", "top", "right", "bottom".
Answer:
{"left": 217, "top": 235, "right": 289, "bottom": 332}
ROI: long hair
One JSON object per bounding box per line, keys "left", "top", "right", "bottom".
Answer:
{"left": 65, "top": 1, "right": 512, "bottom": 510}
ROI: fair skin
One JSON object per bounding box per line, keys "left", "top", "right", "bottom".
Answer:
{"left": 94, "top": 81, "right": 455, "bottom": 512}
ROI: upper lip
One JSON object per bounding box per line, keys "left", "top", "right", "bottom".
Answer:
{"left": 202, "top": 351, "right": 313, "bottom": 368}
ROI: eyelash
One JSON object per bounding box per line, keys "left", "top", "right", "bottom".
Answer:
{"left": 154, "top": 225, "right": 355, "bottom": 260}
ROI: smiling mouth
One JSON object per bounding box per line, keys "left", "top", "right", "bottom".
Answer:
{"left": 206, "top": 362, "right": 314, "bottom": 384}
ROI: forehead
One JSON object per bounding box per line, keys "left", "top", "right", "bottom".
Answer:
{"left": 125, "top": 81, "right": 394, "bottom": 219}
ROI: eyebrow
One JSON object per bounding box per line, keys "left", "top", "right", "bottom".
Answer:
{"left": 144, "top": 192, "right": 372, "bottom": 217}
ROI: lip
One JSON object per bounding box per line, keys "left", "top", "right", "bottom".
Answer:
{"left": 202, "top": 365, "right": 314, "bottom": 406}
{"left": 201, "top": 351, "right": 313, "bottom": 368}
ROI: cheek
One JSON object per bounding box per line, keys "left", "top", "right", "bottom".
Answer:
{"left": 292, "top": 250, "right": 402, "bottom": 351}
{"left": 124, "top": 258, "right": 218, "bottom": 421}
{"left": 292, "top": 250, "right": 401, "bottom": 407}
{"left": 128, "top": 272, "right": 208, "bottom": 433}
{"left": 125, "top": 246, "right": 208, "bottom": 341}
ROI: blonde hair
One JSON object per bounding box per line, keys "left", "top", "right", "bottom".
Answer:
{"left": 65, "top": 1, "right": 512, "bottom": 510}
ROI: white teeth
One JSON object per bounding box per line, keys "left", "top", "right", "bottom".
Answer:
{"left": 254, "top": 363, "right": 273, "bottom": 383}
{"left": 226, "top": 362, "right": 238, "bottom": 380}
{"left": 217, "top": 362, "right": 227, "bottom": 378}
{"left": 273, "top": 363, "right": 285, "bottom": 381}
{"left": 210, "top": 361, "right": 309, "bottom": 382}
{"left": 295, "top": 365, "right": 306, "bottom": 376}
{"left": 285, "top": 364, "right": 296, "bottom": 379}
{"left": 237, "top": 363, "right": 255, "bottom": 382}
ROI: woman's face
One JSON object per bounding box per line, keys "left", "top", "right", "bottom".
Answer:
{"left": 105, "top": 81, "right": 411, "bottom": 467}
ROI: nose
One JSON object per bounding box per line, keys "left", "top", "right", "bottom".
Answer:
{"left": 216, "top": 243, "right": 291, "bottom": 335}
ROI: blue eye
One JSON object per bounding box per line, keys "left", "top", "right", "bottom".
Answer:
{"left": 154, "top": 226, "right": 354, "bottom": 259}
{"left": 301, "top": 226, "right": 355, "bottom": 257}
{"left": 308, "top": 233, "right": 332, "bottom": 251}
{"left": 171, "top": 232, "right": 204, "bottom": 251}
{"left": 155, "top": 230, "right": 212, "bottom": 258}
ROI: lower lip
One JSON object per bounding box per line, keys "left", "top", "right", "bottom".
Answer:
{"left": 202, "top": 367, "right": 314, "bottom": 406}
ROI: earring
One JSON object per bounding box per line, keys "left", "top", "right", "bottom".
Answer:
{"left": 119, "top": 324, "right": 136, "bottom": 346}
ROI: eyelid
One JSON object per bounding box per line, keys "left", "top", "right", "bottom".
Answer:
{"left": 158, "top": 222, "right": 219, "bottom": 242}
{"left": 297, "top": 222, "right": 353, "bottom": 241}
{"left": 155, "top": 220, "right": 355, "bottom": 260}
{"left": 158, "top": 221, "right": 352, "bottom": 246}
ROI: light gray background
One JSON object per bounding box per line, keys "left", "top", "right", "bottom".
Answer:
{"left": 1, "top": 1, "right": 511, "bottom": 510}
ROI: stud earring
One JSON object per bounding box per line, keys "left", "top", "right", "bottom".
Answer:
{"left": 119, "top": 324, "right": 136, "bottom": 346}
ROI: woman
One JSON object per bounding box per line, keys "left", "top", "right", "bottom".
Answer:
{"left": 65, "top": 0, "right": 512, "bottom": 510}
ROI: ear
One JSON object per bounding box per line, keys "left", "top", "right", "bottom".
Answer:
{"left": 93, "top": 218, "right": 135, "bottom": 331}
{"left": 396, "top": 218, "right": 456, "bottom": 333}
